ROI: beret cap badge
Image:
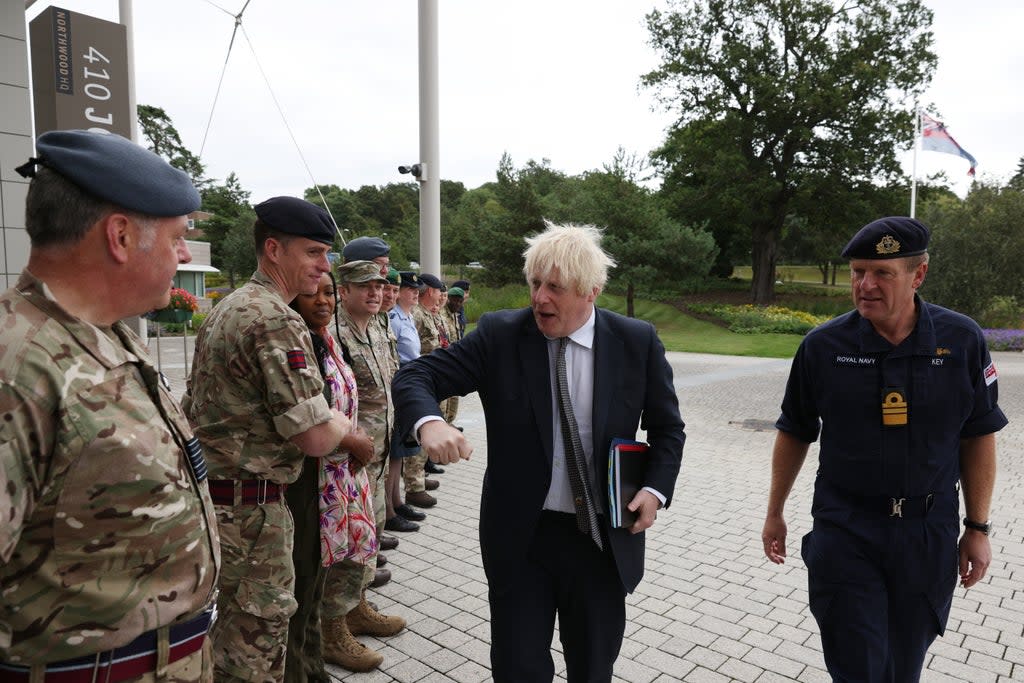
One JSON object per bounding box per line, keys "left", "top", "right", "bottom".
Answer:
{"left": 875, "top": 235, "right": 901, "bottom": 255}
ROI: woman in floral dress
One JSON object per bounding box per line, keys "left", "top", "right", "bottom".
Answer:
{"left": 285, "top": 270, "right": 377, "bottom": 680}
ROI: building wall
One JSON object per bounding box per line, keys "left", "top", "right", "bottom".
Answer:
{"left": 0, "top": 0, "right": 32, "bottom": 289}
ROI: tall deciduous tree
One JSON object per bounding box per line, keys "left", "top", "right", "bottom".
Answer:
{"left": 643, "top": 0, "right": 936, "bottom": 303}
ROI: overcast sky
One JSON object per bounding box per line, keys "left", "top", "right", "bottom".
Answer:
{"left": 24, "top": 0, "right": 1024, "bottom": 206}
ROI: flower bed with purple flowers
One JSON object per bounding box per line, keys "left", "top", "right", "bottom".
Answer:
{"left": 983, "top": 329, "right": 1024, "bottom": 352}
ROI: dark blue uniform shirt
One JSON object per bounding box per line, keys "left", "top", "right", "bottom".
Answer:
{"left": 777, "top": 295, "right": 1007, "bottom": 499}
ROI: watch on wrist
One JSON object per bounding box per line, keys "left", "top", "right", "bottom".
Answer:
{"left": 963, "top": 517, "right": 991, "bottom": 535}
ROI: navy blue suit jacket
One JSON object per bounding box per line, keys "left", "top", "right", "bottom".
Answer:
{"left": 392, "top": 306, "right": 685, "bottom": 593}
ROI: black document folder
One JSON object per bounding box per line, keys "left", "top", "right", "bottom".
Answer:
{"left": 607, "top": 438, "right": 648, "bottom": 528}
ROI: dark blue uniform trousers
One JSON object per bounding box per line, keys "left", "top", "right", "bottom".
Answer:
{"left": 801, "top": 491, "right": 959, "bottom": 682}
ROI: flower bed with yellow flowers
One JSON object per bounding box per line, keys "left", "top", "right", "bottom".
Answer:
{"left": 688, "top": 303, "right": 831, "bottom": 335}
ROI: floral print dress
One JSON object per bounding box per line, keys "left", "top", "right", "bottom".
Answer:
{"left": 318, "top": 331, "right": 378, "bottom": 566}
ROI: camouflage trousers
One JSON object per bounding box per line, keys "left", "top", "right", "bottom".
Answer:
{"left": 321, "top": 458, "right": 385, "bottom": 619}
{"left": 442, "top": 395, "right": 459, "bottom": 425}
{"left": 211, "top": 499, "right": 297, "bottom": 682}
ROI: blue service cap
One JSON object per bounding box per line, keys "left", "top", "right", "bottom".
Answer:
{"left": 418, "top": 273, "right": 443, "bottom": 289}
{"left": 343, "top": 236, "right": 390, "bottom": 262}
{"left": 841, "top": 216, "right": 930, "bottom": 260}
{"left": 16, "top": 129, "right": 200, "bottom": 216}
{"left": 254, "top": 196, "right": 335, "bottom": 245}
{"left": 399, "top": 271, "right": 423, "bottom": 288}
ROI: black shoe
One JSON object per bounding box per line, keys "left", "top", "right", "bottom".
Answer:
{"left": 384, "top": 515, "right": 420, "bottom": 532}
{"left": 377, "top": 553, "right": 388, "bottom": 567}
{"left": 425, "top": 460, "right": 445, "bottom": 475}
{"left": 370, "top": 568, "right": 391, "bottom": 588}
{"left": 404, "top": 490, "right": 437, "bottom": 508}
{"left": 396, "top": 504, "right": 426, "bottom": 521}
{"left": 380, "top": 534, "right": 399, "bottom": 551}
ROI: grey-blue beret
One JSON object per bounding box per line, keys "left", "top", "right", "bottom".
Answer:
{"left": 343, "top": 236, "right": 390, "bottom": 262}
{"left": 18, "top": 129, "right": 200, "bottom": 216}
{"left": 254, "top": 196, "right": 335, "bottom": 245}
{"left": 841, "top": 217, "right": 930, "bottom": 260}
{"left": 418, "top": 273, "right": 443, "bottom": 289}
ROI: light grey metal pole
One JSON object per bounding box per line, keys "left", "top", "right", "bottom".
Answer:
{"left": 118, "top": 0, "right": 148, "bottom": 342}
{"left": 119, "top": 0, "right": 138, "bottom": 142}
{"left": 418, "top": 0, "right": 441, "bottom": 276}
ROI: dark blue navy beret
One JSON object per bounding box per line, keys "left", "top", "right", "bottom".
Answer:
{"left": 254, "top": 196, "right": 336, "bottom": 245}
{"left": 418, "top": 273, "right": 443, "bottom": 289}
{"left": 841, "top": 217, "right": 930, "bottom": 260}
{"left": 343, "top": 236, "right": 390, "bottom": 262}
{"left": 452, "top": 279, "right": 470, "bottom": 290}
{"left": 399, "top": 271, "right": 423, "bottom": 288}
{"left": 20, "top": 129, "right": 200, "bottom": 216}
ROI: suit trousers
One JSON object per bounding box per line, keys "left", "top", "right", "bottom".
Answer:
{"left": 488, "top": 511, "right": 626, "bottom": 683}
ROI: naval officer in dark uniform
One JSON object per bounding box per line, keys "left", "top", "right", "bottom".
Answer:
{"left": 762, "top": 216, "right": 1007, "bottom": 682}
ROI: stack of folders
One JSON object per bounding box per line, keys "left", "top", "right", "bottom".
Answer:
{"left": 608, "top": 438, "right": 649, "bottom": 528}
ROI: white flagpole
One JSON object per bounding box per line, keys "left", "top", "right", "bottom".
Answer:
{"left": 910, "top": 107, "right": 920, "bottom": 218}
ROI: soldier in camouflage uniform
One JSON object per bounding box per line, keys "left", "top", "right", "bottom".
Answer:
{"left": 404, "top": 273, "right": 447, "bottom": 507}
{"left": 0, "top": 130, "right": 220, "bottom": 682}
{"left": 341, "top": 239, "right": 402, "bottom": 558}
{"left": 184, "top": 197, "right": 352, "bottom": 683}
{"left": 319, "top": 261, "right": 406, "bottom": 671}
{"left": 441, "top": 286, "right": 467, "bottom": 424}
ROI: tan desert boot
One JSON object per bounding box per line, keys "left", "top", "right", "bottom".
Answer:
{"left": 322, "top": 615, "right": 383, "bottom": 672}
{"left": 346, "top": 594, "right": 407, "bottom": 637}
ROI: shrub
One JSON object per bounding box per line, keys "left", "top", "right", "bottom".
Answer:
{"left": 978, "top": 296, "right": 1024, "bottom": 330}
{"left": 983, "top": 329, "right": 1024, "bottom": 352}
{"left": 689, "top": 303, "right": 831, "bottom": 335}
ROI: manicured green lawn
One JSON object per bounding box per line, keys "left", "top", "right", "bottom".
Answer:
{"left": 596, "top": 294, "right": 802, "bottom": 358}
{"left": 466, "top": 284, "right": 809, "bottom": 359}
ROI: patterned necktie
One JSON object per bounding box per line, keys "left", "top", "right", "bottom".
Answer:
{"left": 555, "top": 337, "right": 604, "bottom": 550}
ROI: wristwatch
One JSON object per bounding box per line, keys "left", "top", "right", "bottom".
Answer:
{"left": 963, "top": 517, "right": 992, "bottom": 535}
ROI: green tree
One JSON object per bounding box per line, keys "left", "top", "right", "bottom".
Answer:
{"left": 1009, "top": 156, "right": 1024, "bottom": 192}
{"left": 643, "top": 0, "right": 936, "bottom": 303}
{"left": 559, "top": 150, "right": 717, "bottom": 316}
{"left": 220, "top": 208, "right": 259, "bottom": 286}
{"left": 473, "top": 154, "right": 549, "bottom": 285}
{"left": 137, "top": 104, "right": 206, "bottom": 187}
{"left": 198, "top": 172, "right": 252, "bottom": 286}
{"left": 920, "top": 182, "right": 1024, "bottom": 320}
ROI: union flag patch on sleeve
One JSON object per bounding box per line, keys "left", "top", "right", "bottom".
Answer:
{"left": 984, "top": 362, "right": 998, "bottom": 386}
{"left": 287, "top": 349, "right": 307, "bottom": 370}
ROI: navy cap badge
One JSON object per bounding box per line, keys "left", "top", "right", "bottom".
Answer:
{"left": 875, "top": 235, "right": 901, "bottom": 255}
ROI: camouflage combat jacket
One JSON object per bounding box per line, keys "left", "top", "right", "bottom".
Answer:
{"left": 413, "top": 305, "right": 444, "bottom": 354}
{"left": 335, "top": 309, "right": 395, "bottom": 463}
{"left": 441, "top": 306, "right": 462, "bottom": 344}
{"left": 0, "top": 272, "right": 220, "bottom": 664}
{"left": 183, "top": 271, "right": 333, "bottom": 484}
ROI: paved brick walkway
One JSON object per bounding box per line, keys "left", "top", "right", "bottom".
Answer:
{"left": 154, "top": 337, "right": 1024, "bottom": 682}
